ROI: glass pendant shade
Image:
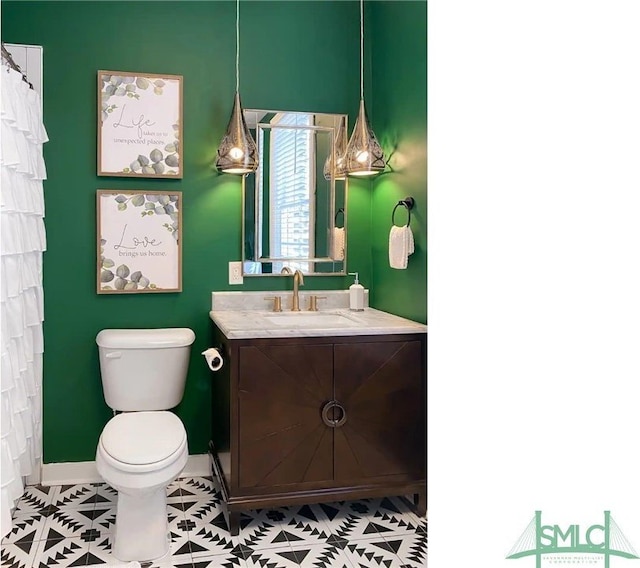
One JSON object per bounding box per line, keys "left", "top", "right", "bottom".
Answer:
{"left": 323, "top": 117, "right": 348, "bottom": 181}
{"left": 344, "top": 99, "right": 386, "bottom": 177}
{"left": 215, "top": 91, "right": 258, "bottom": 175}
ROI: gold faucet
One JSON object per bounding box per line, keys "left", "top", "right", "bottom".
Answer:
{"left": 291, "top": 270, "right": 304, "bottom": 311}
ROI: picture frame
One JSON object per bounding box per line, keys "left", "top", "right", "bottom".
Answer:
{"left": 97, "top": 190, "right": 182, "bottom": 293}
{"left": 97, "top": 70, "right": 183, "bottom": 178}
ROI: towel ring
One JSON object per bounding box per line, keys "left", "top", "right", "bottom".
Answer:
{"left": 392, "top": 197, "right": 415, "bottom": 226}
{"left": 334, "top": 207, "right": 344, "bottom": 228}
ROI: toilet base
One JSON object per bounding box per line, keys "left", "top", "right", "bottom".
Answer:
{"left": 113, "top": 487, "right": 170, "bottom": 561}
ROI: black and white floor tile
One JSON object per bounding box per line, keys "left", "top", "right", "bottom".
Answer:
{"left": 2, "top": 477, "right": 427, "bottom": 568}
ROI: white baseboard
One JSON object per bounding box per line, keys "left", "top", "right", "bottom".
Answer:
{"left": 41, "top": 461, "right": 100, "bottom": 486}
{"left": 40, "top": 454, "right": 210, "bottom": 487}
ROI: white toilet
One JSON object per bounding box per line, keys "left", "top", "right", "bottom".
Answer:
{"left": 95, "top": 328, "right": 196, "bottom": 562}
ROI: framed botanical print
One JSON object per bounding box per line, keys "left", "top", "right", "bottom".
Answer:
{"left": 97, "top": 190, "right": 182, "bottom": 293}
{"left": 98, "top": 70, "right": 183, "bottom": 178}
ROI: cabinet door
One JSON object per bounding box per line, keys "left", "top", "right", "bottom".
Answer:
{"left": 237, "top": 344, "right": 334, "bottom": 488}
{"left": 333, "top": 340, "right": 425, "bottom": 482}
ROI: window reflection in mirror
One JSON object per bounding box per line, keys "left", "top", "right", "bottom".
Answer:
{"left": 242, "top": 110, "right": 347, "bottom": 277}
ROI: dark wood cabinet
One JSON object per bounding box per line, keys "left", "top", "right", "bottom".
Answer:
{"left": 237, "top": 343, "right": 334, "bottom": 489}
{"left": 209, "top": 330, "right": 426, "bottom": 535}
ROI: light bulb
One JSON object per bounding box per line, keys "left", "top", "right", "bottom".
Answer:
{"left": 229, "top": 147, "right": 244, "bottom": 160}
{"left": 356, "top": 150, "right": 369, "bottom": 163}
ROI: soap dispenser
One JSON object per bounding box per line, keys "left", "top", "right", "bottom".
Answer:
{"left": 348, "top": 272, "right": 365, "bottom": 311}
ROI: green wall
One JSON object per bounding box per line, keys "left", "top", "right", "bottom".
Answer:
{"left": 2, "top": 0, "right": 427, "bottom": 463}
{"left": 369, "top": 1, "right": 427, "bottom": 323}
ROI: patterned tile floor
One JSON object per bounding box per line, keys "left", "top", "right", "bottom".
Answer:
{"left": 1, "top": 476, "right": 427, "bottom": 568}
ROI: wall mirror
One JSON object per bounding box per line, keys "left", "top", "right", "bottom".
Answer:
{"left": 242, "top": 109, "right": 348, "bottom": 276}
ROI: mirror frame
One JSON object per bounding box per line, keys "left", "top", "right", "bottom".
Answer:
{"left": 241, "top": 109, "right": 348, "bottom": 277}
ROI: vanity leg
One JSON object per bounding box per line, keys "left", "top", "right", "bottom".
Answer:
{"left": 414, "top": 487, "right": 427, "bottom": 517}
{"left": 228, "top": 510, "right": 241, "bottom": 536}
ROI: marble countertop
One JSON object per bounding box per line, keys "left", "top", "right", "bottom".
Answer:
{"left": 209, "top": 291, "right": 427, "bottom": 339}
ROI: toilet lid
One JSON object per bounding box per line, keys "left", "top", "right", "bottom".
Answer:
{"left": 100, "top": 411, "right": 186, "bottom": 466}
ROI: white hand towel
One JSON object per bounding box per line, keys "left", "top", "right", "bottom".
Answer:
{"left": 406, "top": 225, "right": 415, "bottom": 255}
{"left": 332, "top": 227, "right": 345, "bottom": 260}
{"left": 389, "top": 225, "right": 414, "bottom": 269}
{"left": 389, "top": 225, "right": 408, "bottom": 269}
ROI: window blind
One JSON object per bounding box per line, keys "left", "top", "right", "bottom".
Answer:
{"left": 269, "top": 113, "right": 315, "bottom": 273}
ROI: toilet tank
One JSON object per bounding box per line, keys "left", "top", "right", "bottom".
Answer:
{"left": 96, "top": 328, "right": 196, "bottom": 411}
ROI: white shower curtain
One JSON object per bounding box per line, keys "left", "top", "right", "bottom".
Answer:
{"left": 0, "top": 64, "right": 48, "bottom": 538}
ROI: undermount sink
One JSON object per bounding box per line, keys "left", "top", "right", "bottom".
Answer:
{"left": 263, "top": 312, "right": 360, "bottom": 327}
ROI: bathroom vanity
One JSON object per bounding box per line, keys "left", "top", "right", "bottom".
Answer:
{"left": 207, "top": 291, "right": 427, "bottom": 535}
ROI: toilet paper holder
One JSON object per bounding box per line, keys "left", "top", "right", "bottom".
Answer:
{"left": 202, "top": 346, "right": 224, "bottom": 372}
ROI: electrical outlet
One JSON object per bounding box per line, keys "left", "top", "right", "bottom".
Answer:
{"left": 228, "top": 261, "right": 243, "bottom": 285}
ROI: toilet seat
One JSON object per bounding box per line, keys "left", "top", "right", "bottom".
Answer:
{"left": 99, "top": 411, "right": 187, "bottom": 473}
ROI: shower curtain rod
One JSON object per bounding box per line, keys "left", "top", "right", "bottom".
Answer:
{"left": 1, "top": 42, "right": 33, "bottom": 89}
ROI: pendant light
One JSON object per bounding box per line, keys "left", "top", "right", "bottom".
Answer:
{"left": 344, "top": 0, "right": 386, "bottom": 177}
{"left": 215, "top": 0, "right": 258, "bottom": 175}
{"left": 323, "top": 116, "right": 348, "bottom": 181}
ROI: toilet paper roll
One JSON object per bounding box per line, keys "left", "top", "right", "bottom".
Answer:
{"left": 202, "top": 347, "right": 224, "bottom": 372}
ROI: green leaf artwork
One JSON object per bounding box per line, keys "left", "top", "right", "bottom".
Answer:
{"left": 110, "top": 193, "right": 179, "bottom": 239}
{"left": 120, "top": 130, "right": 180, "bottom": 176}
{"left": 100, "top": 74, "right": 142, "bottom": 125}
{"left": 99, "top": 254, "right": 158, "bottom": 291}
{"left": 99, "top": 71, "right": 182, "bottom": 178}
{"left": 98, "top": 191, "right": 181, "bottom": 293}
